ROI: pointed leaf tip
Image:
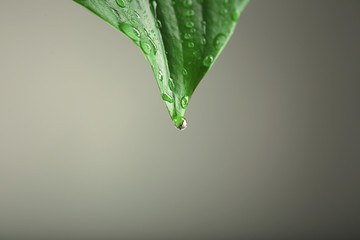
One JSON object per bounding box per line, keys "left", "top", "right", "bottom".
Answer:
{"left": 74, "top": 0, "right": 250, "bottom": 128}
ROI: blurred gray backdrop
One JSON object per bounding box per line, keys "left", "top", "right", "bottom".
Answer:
{"left": 0, "top": 0, "right": 359, "bottom": 239}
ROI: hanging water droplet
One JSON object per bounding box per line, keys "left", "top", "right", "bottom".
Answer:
{"left": 183, "top": 0, "right": 193, "bottom": 8}
{"left": 168, "top": 78, "right": 175, "bottom": 91}
{"left": 213, "top": 33, "right": 226, "bottom": 48}
{"left": 173, "top": 116, "right": 187, "bottom": 130}
{"left": 185, "top": 21, "right": 194, "bottom": 28}
{"left": 119, "top": 23, "right": 140, "bottom": 41}
{"left": 162, "top": 93, "right": 174, "bottom": 103}
{"left": 116, "top": 0, "right": 126, "bottom": 8}
{"left": 232, "top": 10, "right": 240, "bottom": 21}
{"left": 202, "top": 55, "right": 214, "bottom": 67}
{"left": 181, "top": 96, "right": 189, "bottom": 108}
{"left": 157, "top": 71, "right": 163, "bottom": 81}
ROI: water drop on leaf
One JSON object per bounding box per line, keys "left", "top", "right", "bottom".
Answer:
{"left": 116, "top": 0, "right": 126, "bottom": 8}
{"left": 162, "top": 93, "right": 174, "bottom": 103}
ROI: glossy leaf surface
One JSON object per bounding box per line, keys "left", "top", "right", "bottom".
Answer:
{"left": 74, "top": 0, "right": 250, "bottom": 129}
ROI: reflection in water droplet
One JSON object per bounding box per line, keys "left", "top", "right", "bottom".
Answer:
{"left": 203, "top": 55, "right": 214, "bottom": 67}
{"left": 168, "top": 78, "right": 175, "bottom": 91}
{"left": 173, "top": 116, "right": 187, "bottom": 130}
{"left": 181, "top": 96, "right": 189, "bottom": 108}
{"left": 213, "top": 33, "right": 226, "bottom": 48}
{"left": 162, "top": 93, "right": 174, "bottom": 103}
{"left": 119, "top": 23, "right": 140, "bottom": 41}
{"left": 116, "top": 0, "right": 126, "bottom": 8}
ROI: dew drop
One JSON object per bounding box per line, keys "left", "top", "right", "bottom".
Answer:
{"left": 200, "top": 38, "right": 206, "bottom": 45}
{"left": 183, "top": 0, "right": 193, "bottom": 8}
{"left": 213, "top": 33, "right": 226, "bottom": 48}
{"left": 168, "top": 78, "right": 175, "bottom": 91}
{"left": 220, "top": 8, "right": 228, "bottom": 15}
{"left": 173, "top": 116, "right": 187, "bottom": 130}
{"left": 111, "top": 8, "right": 120, "bottom": 18}
{"left": 119, "top": 23, "right": 140, "bottom": 41}
{"left": 185, "top": 9, "right": 195, "bottom": 16}
{"left": 140, "top": 41, "right": 152, "bottom": 55}
{"left": 182, "top": 68, "right": 188, "bottom": 76}
{"left": 181, "top": 96, "right": 189, "bottom": 108}
{"left": 155, "top": 19, "right": 162, "bottom": 28}
{"left": 184, "top": 33, "right": 192, "bottom": 40}
{"left": 185, "top": 21, "right": 194, "bottom": 28}
{"left": 202, "top": 55, "right": 214, "bottom": 67}
{"left": 157, "top": 71, "right": 163, "bottom": 81}
{"left": 232, "top": 10, "right": 240, "bottom": 21}
{"left": 116, "top": 0, "right": 126, "bottom": 8}
{"left": 187, "top": 42, "right": 195, "bottom": 48}
{"left": 162, "top": 93, "right": 174, "bottom": 103}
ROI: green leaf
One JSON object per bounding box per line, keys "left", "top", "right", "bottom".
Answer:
{"left": 74, "top": 0, "right": 250, "bottom": 130}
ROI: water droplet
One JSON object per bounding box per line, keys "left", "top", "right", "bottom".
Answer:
{"left": 111, "top": 8, "right": 120, "bottom": 18}
{"left": 183, "top": 0, "right": 193, "bottom": 7}
{"left": 200, "top": 38, "right": 206, "bottom": 45}
{"left": 162, "top": 93, "right": 174, "bottom": 103}
{"left": 157, "top": 71, "right": 163, "bottom": 81}
{"left": 184, "top": 33, "right": 192, "bottom": 40}
{"left": 185, "top": 9, "right": 195, "bottom": 16}
{"left": 220, "top": 8, "right": 228, "bottom": 15}
{"left": 148, "top": 37, "right": 157, "bottom": 54}
{"left": 155, "top": 19, "right": 162, "bottom": 28}
{"left": 187, "top": 42, "right": 195, "bottom": 48}
{"left": 168, "top": 78, "right": 175, "bottom": 91}
{"left": 173, "top": 116, "right": 187, "bottom": 130}
{"left": 116, "top": 0, "right": 126, "bottom": 8}
{"left": 213, "top": 33, "right": 226, "bottom": 48}
{"left": 140, "top": 41, "right": 152, "bottom": 55}
{"left": 185, "top": 21, "right": 194, "bottom": 28}
{"left": 202, "top": 55, "right": 214, "bottom": 67}
{"left": 190, "top": 28, "right": 196, "bottom": 33}
{"left": 182, "top": 68, "right": 188, "bottom": 76}
{"left": 119, "top": 23, "right": 140, "bottom": 41}
{"left": 232, "top": 10, "right": 240, "bottom": 21}
{"left": 181, "top": 96, "right": 189, "bottom": 108}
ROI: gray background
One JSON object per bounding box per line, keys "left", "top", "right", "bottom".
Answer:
{"left": 0, "top": 0, "right": 359, "bottom": 239}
